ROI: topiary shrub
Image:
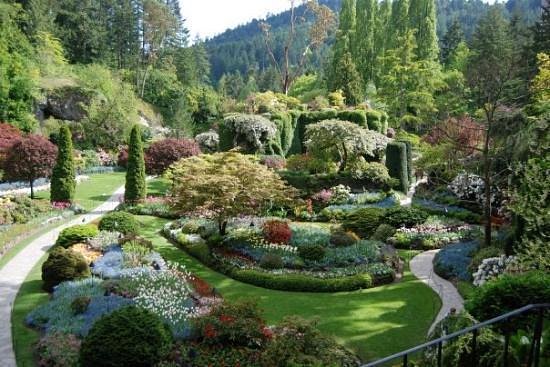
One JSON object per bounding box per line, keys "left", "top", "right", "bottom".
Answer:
{"left": 384, "top": 207, "right": 429, "bottom": 228}
{"left": 337, "top": 110, "right": 367, "bottom": 127}
{"left": 466, "top": 272, "right": 550, "bottom": 332}
{"left": 399, "top": 140, "right": 413, "bottom": 182}
{"left": 125, "top": 125, "right": 146, "bottom": 204}
{"left": 50, "top": 124, "right": 76, "bottom": 203}
{"left": 366, "top": 110, "right": 383, "bottom": 132}
{"left": 98, "top": 211, "right": 138, "bottom": 235}
{"left": 262, "top": 220, "right": 292, "bottom": 245}
{"left": 42, "top": 247, "right": 91, "bottom": 292}
{"left": 260, "top": 253, "right": 284, "bottom": 270}
{"left": 371, "top": 224, "right": 397, "bottom": 242}
{"left": 79, "top": 306, "right": 173, "bottom": 367}
{"left": 56, "top": 225, "right": 99, "bottom": 248}
{"left": 342, "top": 208, "right": 385, "bottom": 238}
{"left": 330, "top": 228, "right": 360, "bottom": 247}
{"left": 386, "top": 142, "right": 409, "bottom": 192}
{"left": 298, "top": 244, "right": 326, "bottom": 262}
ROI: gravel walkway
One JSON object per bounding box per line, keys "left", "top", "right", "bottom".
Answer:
{"left": 0, "top": 186, "right": 124, "bottom": 367}
{"left": 410, "top": 250, "right": 465, "bottom": 334}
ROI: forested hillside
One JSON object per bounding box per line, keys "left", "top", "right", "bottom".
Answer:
{"left": 205, "top": 0, "right": 542, "bottom": 84}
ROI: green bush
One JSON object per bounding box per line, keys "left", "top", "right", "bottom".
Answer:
{"left": 298, "top": 244, "right": 326, "bottom": 261}
{"left": 371, "top": 224, "right": 397, "bottom": 242}
{"left": 231, "top": 269, "right": 372, "bottom": 292}
{"left": 36, "top": 332, "right": 81, "bottom": 367}
{"left": 98, "top": 211, "right": 138, "bottom": 234}
{"left": 80, "top": 306, "right": 173, "bottom": 367}
{"left": 342, "top": 208, "right": 385, "bottom": 238}
{"left": 386, "top": 142, "right": 409, "bottom": 192}
{"left": 384, "top": 207, "right": 429, "bottom": 228}
{"left": 337, "top": 110, "right": 367, "bottom": 127}
{"left": 399, "top": 140, "right": 413, "bottom": 183}
{"left": 55, "top": 225, "right": 99, "bottom": 248}
{"left": 261, "top": 316, "right": 361, "bottom": 366}
{"left": 42, "top": 247, "right": 90, "bottom": 292}
{"left": 296, "top": 109, "right": 338, "bottom": 152}
{"left": 366, "top": 110, "right": 383, "bottom": 132}
{"left": 466, "top": 272, "right": 550, "bottom": 332}
{"left": 330, "top": 229, "right": 360, "bottom": 247}
{"left": 71, "top": 296, "right": 91, "bottom": 315}
{"left": 260, "top": 253, "right": 284, "bottom": 270}
{"left": 125, "top": 125, "right": 147, "bottom": 203}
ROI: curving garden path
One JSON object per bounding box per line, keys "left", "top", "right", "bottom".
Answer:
{"left": 410, "top": 250, "right": 465, "bottom": 334}
{"left": 0, "top": 186, "right": 125, "bottom": 367}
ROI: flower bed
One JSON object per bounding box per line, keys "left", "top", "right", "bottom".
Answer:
{"left": 164, "top": 219, "right": 396, "bottom": 293}
{"left": 433, "top": 241, "right": 479, "bottom": 281}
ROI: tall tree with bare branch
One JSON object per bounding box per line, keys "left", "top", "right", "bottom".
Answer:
{"left": 260, "top": 0, "right": 335, "bottom": 95}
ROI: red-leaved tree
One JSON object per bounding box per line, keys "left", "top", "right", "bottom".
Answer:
{"left": 145, "top": 138, "right": 201, "bottom": 175}
{"left": 3, "top": 135, "right": 57, "bottom": 198}
{"left": 0, "top": 122, "right": 22, "bottom": 164}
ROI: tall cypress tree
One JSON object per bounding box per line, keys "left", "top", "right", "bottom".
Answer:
{"left": 125, "top": 125, "right": 146, "bottom": 203}
{"left": 389, "top": 0, "right": 409, "bottom": 49}
{"left": 440, "top": 18, "right": 464, "bottom": 65}
{"left": 409, "top": 0, "right": 439, "bottom": 61}
{"left": 373, "top": 0, "right": 392, "bottom": 84}
{"left": 50, "top": 124, "right": 75, "bottom": 203}
{"left": 355, "top": 0, "right": 377, "bottom": 83}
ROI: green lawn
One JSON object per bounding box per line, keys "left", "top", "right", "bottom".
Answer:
{"left": 35, "top": 172, "right": 125, "bottom": 211}
{"left": 138, "top": 216, "right": 441, "bottom": 362}
{"left": 147, "top": 176, "right": 170, "bottom": 196}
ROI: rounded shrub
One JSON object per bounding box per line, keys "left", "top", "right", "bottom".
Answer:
{"left": 330, "top": 229, "right": 360, "bottom": 247}
{"left": 466, "top": 272, "right": 550, "bottom": 332}
{"left": 298, "top": 244, "right": 326, "bottom": 262}
{"left": 262, "top": 220, "right": 292, "bottom": 245}
{"left": 71, "top": 296, "right": 91, "bottom": 315}
{"left": 342, "top": 208, "right": 385, "bottom": 238}
{"left": 371, "top": 224, "right": 397, "bottom": 242}
{"left": 42, "top": 247, "right": 90, "bottom": 292}
{"left": 384, "top": 207, "right": 429, "bottom": 228}
{"left": 56, "top": 225, "right": 99, "bottom": 248}
{"left": 260, "top": 253, "right": 284, "bottom": 270}
{"left": 79, "top": 306, "right": 173, "bottom": 367}
{"left": 98, "top": 211, "right": 138, "bottom": 235}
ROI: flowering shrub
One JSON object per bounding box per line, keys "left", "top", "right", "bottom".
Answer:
{"left": 262, "top": 220, "right": 292, "bottom": 245}
{"left": 87, "top": 231, "right": 121, "bottom": 252}
{"left": 221, "top": 114, "right": 277, "bottom": 152}
{"left": 195, "top": 130, "right": 219, "bottom": 153}
{"left": 311, "top": 189, "right": 333, "bottom": 205}
{"left": 448, "top": 172, "right": 503, "bottom": 213}
{"left": 260, "top": 155, "right": 286, "bottom": 170}
{"left": 36, "top": 332, "right": 81, "bottom": 367}
{"left": 472, "top": 256, "right": 519, "bottom": 286}
{"left": 329, "top": 184, "right": 353, "bottom": 204}
{"left": 433, "top": 241, "right": 479, "bottom": 281}
{"left": 91, "top": 248, "right": 123, "bottom": 278}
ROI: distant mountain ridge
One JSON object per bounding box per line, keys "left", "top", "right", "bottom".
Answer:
{"left": 204, "top": 0, "right": 542, "bottom": 84}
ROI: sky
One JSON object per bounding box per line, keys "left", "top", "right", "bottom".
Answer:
{"left": 181, "top": 0, "right": 293, "bottom": 40}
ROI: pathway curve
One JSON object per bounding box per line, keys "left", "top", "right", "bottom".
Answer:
{"left": 410, "top": 250, "right": 465, "bottom": 334}
{"left": 400, "top": 177, "right": 428, "bottom": 207}
{"left": 0, "top": 185, "right": 125, "bottom": 367}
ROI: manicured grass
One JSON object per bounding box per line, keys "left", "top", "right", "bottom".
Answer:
{"left": 138, "top": 216, "right": 441, "bottom": 362}
{"left": 457, "top": 280, "right": 476, "bottom": 300}
{"left": 147, "top": 176, "right": 170, "bottom": 196}
{"left": 35, "top": 172, "right": 125, "bottom": 211}
{"left": 11, "top": 255, "right": 49, "bottom": 367}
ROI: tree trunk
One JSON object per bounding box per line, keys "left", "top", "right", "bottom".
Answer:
{"left": 30, "top": 179, "right": 34, "bottom": 199}
{"left": 340, "top": 143, "right": 348, "bottom": 173}
{"left": 218, "top": 220, "right": 227, "bottom": 236}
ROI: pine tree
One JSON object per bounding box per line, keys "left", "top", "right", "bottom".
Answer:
{"left": 533, "top": 4, "right": 550, "bottom": 54}
{"left": 408, "top": 0, "right": 439, "bottom": 61}
{"left": 125, "top": 125, "right": 146, "bottom": 203}
{"left": 50, "top": 124, "right": 76, "bottom": 203}
{"left": 373, "top": 0, "right": 392, "bottom": 84}
{"left": 388, "top": 0, "right": 409, "bottom": 49}
{"left": 329, "top": 50, "right": 364, "bottom": 106}
{"left": 441, "top": 18, "right": 464, "bottom": 65}
{"left": 355, "top": 0, "right": 377, "bottom": 83}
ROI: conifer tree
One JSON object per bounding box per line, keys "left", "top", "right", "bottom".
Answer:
{"left": 125, "top": 125, "right": 146, "bottom": 203}
{"left": 408, "top": 0, "right": 439, "bottom": 61}
{"left": 441, "top": 18, "right": 464, "bottom": 65}
{"left": 50, "top": 124, "right": 75, "bottom": 203}
{"left": 388, "top": 0, "right": 409, "bottom": 48}
{"left": 329, "top": 50, "right": 364, "bottom": 106}
{"left": 373, "top": 0, "right": 392, "bottom": 84}
{"left": 355, "top": 0, "right": 377, "bottom": 83}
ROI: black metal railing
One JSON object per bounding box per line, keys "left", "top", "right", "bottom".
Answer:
{"left": 362, "top": 303, "right": 550, "bottom": 367}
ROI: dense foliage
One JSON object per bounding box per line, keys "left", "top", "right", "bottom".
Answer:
{"left": 145, "top": 138, "right": 201, "bottom": 175}
{"left": 50, "top": 125, "right": 76, "bottom": 203}
{"left": 125, "top": 125, "right": 146, "bottom": 204}
{"left": 98, "top": 212, "right": 138, "bottom": 235}
{"left": 42, "top": 247, "right": 90, "bottom": 292}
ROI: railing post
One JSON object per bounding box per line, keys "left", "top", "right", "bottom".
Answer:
{"left": 437, "top": 341, "right": 443, "bottom": 367}
{"left": 472, "top": 329, "right": 478, "bottom": 365}
{"left": 403, "top": 354, "right": 408, "bottom": 367}
{"left": 533, "top": 309, "right": 544, "bottom": 367}
{"left": 503, "top": 328, "right": 510, "bottom": 367}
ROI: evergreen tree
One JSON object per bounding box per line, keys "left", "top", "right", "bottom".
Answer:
{"left": 533, "top": 4, "right": 550, "bottom": 54}
{"left": 355, "top": 0, "right": 377, "bottom": 83}
{"left": 373, "top": 0, "right": 392, "bottom": 84}
{"left": 50, "top": 124, "right": 76, "bottom": 203}
{"left": 125, "top": 125, "right": 146, "bottom": 203}
{"left": 329, "top": 50, "right": 364, "bottom": 106}
{"left": 441, "top": 18, "right": 464, "bottom": 65}
{"left": 408, "top": 0, "right": 439, "bottom": 61}
{"left": 388, "top": 0, "right": 409, "bottom": 49}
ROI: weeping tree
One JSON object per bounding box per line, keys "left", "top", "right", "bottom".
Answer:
{"left": 166, "top": 152, "right": 298, "bottom": 235}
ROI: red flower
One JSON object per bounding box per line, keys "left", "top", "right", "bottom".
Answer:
{"left": 204, "top": 323, "right": 217, "bottom": 339}
{"left": 261, "top": 326, "right": 273, "bottom": 339}
{"left": 219, "top": 314, "right": 235, "bottom": 324}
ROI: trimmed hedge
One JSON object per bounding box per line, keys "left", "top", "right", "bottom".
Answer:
{"left": 280, "top": 171, "right": 395, "bottom": 194}
{"left": 98, "top": 211, "right": 138, "bottom": 235}
{"left": 337, "top": 110, "right": 367, "bottom": 127}
{"left": 399, "top": 140, "right": 413, "bottom": 182}
{"left": 366, "top": 110, "right": 382, "bottom": 132}
{"left": 55, "top": 225, "right": 99, "bottom": 248}
{"left": 80, "top": 306, "right": 173, "bottom": 367}
{"left": 384, "top": 206, "right": 428, "bottom": 228}
{"left": 50, "top": 124, "right": 76, "bottom": 203}
{"left": 231, "top": 269, "right": 373, "bottom": 293}
{"left": 342, "top": 208, "right": 385, "bottom": 238}
{"left": 386, "top": 142, "right": 409, "bottom": 192}
{"left": 296, "top": 109, "right": 338, "bottom": 153}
